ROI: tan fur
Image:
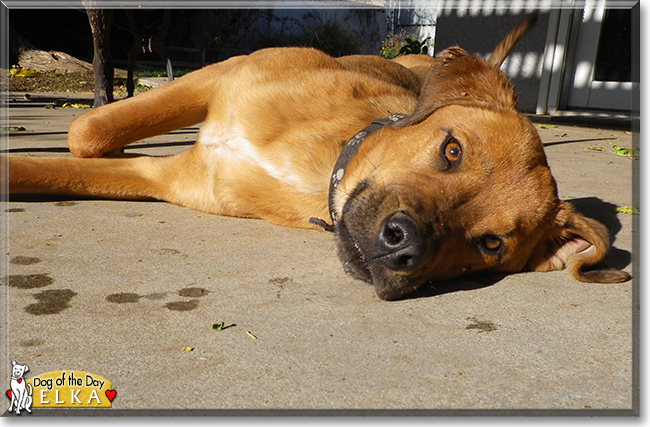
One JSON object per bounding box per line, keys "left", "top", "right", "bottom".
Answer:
{"left": 487, "top": 15, "right": 538, "bottom": 68}
{"left": 1, "top": 20, "right": 629, "bottom": 300}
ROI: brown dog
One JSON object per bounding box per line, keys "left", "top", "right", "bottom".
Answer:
{"left": 3, "top": 19, "right": 630, "bottom": 300}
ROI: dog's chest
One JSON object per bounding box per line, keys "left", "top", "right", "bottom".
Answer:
{"left": 11, "top": 378, "right": 26, "bottom": 389}
{"left": 197, "top": 122, "right": 319, "bottom": 193}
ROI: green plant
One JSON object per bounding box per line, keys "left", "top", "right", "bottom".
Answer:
{"left": 380, "top": 31, "right": 432, "bottom": 58}
{"left": 133, "top": 68, "right": 194, "bottom": 78}
{"left": 379, "top": 30, "right": 410, "bottom": 59}
{"left": 399, "top": 36, "right": 431, "bottom": 56}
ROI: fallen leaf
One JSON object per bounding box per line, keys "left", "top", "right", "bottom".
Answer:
{"left": 611, "top": 145, "right": 639, "bottom": 159}
{"left": 585, "top": 145, "right": 604, "bottom": 152}
{"left": 10, "top": 69, "right": 40, "bottom": 78}
{"left": 61, "top": 102, "right": 91, "bottom": 109}
{"left": 616, "top": 206, "right": 640, "bottom": 215}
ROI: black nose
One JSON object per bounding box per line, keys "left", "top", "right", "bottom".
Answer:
{"left": 376, "top": 212, "right": 427, "bottom": 271}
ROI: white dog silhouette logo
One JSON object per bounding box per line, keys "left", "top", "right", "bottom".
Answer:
{"left": 7, "top": 361, "right": 33, "bottom": 415}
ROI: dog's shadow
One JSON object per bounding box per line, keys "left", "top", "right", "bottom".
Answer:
{"left": 405, "top": 273, "right": 510, "bottom": 300}
{"left": 406, "top": 197, "right": 632, "bottom": 300}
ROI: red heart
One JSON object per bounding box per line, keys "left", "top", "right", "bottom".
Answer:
{"left": 6, "top": 390, "right": 11, "bottom": 399}
{"left": 105, "top": 389, "right": 116, "bottom": 402}
{"left": 17, "top": 379, "right": 22, "bottom": 384}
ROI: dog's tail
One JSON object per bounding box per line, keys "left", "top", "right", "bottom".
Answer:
{"left": 487, "top": 14, "right": 538, "bottom": 69}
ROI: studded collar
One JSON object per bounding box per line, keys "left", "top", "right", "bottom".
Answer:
{"left": 309, "top": 114, "right": 406, "bottom": 231}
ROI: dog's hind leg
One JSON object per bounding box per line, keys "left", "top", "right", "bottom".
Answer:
{"left": 3, "top": 147, "right": 217, "bottom": 212}
{"left": 66, "top": 56, "right": 246, "bottom": 158}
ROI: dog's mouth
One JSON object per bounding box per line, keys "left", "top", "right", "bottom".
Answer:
{"left": 333, "top": 185, "right": 433, "bottom": 300}
{"left": 334, "top": 216, "right": 373, "bottom": 284}
{"left": 332, "top": 179, "right": 374, "bottom": 281}
{"left": 334, "top": 215, "right": 430, "bottom": 300}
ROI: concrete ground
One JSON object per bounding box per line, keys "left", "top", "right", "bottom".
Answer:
{"left": 1, "top": 91, "right": 638, "bottom": 416}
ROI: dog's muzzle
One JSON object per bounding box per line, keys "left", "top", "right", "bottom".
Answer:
{"left": 311, "top": 113, "right": 437, "bottom": 300}
{"left": 376, "top": 212, "right": 428, "bottom": 272}
{"left": 333, "top": 182, "right": 435, "bottom": 300}
{"left": 334, "top": 210, "right": 431, "bottom": 300}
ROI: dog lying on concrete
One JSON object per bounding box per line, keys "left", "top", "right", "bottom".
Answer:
{"left": 3, "top": 18, "right": 630, "bottom": 300}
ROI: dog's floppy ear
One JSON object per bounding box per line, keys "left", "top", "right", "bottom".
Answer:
{"left": 527, "top": 201, "right": 630, "bottom": 283}
{"left": 392, "top": 46, "right": 517, "bottom": 128}
{"left": 393, "top": 15, "right": 537, "bottom": 129}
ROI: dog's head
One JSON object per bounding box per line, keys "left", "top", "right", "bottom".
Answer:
{"left": 330, "top": 20, "right": 630, "bottom": 300}
{"left": 12, "top": 360, "right": 28, "bottom": 379}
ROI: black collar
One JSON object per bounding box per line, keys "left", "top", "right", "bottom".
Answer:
{"left": 309, "top": 114, "right": 406, "bottom": 231}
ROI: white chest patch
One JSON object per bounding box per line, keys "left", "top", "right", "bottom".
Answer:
{"left": 198, "top": 123, "right": 305, "bottom": 188}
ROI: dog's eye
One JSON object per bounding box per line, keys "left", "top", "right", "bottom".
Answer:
{"left": 480, "top": 235, "right": 502, "bottom": 254}
{"left": 445, "top": 140, "right": 461, "bottom": 162}
{"left": 441, "top": 136, "right": 462, "bottom": 168}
